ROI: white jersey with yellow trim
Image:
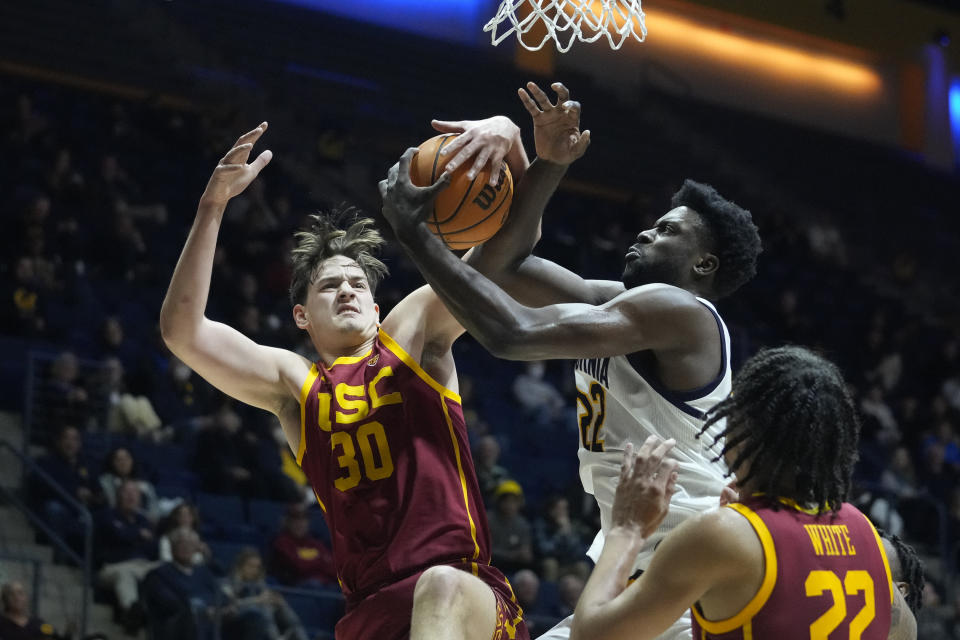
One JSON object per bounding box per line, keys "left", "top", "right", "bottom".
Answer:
{"left": 574, "top": 297, "right": 731, "bottom": 572}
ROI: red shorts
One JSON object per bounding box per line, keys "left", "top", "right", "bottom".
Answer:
{"left": 335, "top": 561, "right": 529, "bottom": 640}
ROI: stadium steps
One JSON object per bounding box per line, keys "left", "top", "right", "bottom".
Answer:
{"left": 0, "top": 413, "right": 133, "bottom": 637}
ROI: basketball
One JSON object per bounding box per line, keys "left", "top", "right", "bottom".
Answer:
{"left": 410, "top": 134, "right": 513, "bottom": 250}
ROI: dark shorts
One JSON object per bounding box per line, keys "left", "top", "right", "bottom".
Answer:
{"left": 335, "top": 561, "right": 529, "bottom": 640}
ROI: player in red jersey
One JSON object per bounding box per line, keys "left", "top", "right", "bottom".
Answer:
{"left": 569, "top": 346, "right": 916, "bottom": 640}
{"left": 160, "top": 121, "right": 532, "bottom": 640}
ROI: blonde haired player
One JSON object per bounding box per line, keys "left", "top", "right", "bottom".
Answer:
{"left": 381, "top": 82, "right": 761, "bottom": 640}
{"left": 161, "top": 121, "right": 540, "bottom": 640}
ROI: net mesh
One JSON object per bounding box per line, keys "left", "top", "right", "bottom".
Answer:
{"left": 484, "top": 0, "right": 646, "bottom": 52}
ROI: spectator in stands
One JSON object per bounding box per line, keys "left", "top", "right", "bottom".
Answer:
{"left": 0, "top": 580, "right": 64, "bottom": 640}
{"left": 270, "top": 504, "right": 335, "bottom": 587}
{"left": 151, "top": 354, "right": 216, "bottom": 432}
{"left": 919, "top": 440, "right": 958, "bottom": 504}
{"left": 95, "top": 480, "right": 157, "bottom": 631}
{"left": 99, "top": 446, "right": 160, "bottom": 521}
{"left": 555, "top": 572, "right": 586, "bottom": 620}
{"left": 861, "top": 386, "right": 900, "bottom": 447}
{"left": 158, "top": 503, "right": 212, "bottom": 567}
{"left": 32, "top": 424, "right": 100, "bottom": 548}
{"left": 511, "top": 569, "right": 559, "bottom": 636}
{"left": 512, "top": 361, "right": 565, "bottom": 425}
{"left": 864, "top": 445, "right": 921, "bottom": 537}
{"left": 922, "top": 419, "right": 960, "bottom": 468}
{"left": 141, "top": 527, "right": 221, "bottom": 640}
{"left": 917, "top": 580, "right": 954, "bottom": 640}
{"left": 533, "top": 494, "right": 591, "bottom": 581}
{"left": 42, "top": 352, "right": 91, "bottom": 430}
{"left": 474, "top": 435, "right": 509, "bottom": 504}
{"left": 98, "top": 316, "right": 139, "bottom": 370}
{"left": 97, "top": 357, "right": 163, "bottom": 439}
{"left": 194, "top": 403, "right": 257, "bottom": 497}
{"left": 0, "top": 256, "right": 46, "bottom": 338}
{"left": 224, "top": 548, "right": 308, "bottom": 640}
{"left": 487, "top": 480, "right": 534, "bottom": 574}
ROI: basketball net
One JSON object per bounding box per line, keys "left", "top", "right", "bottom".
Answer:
{"left": 484, "top": 0, "right": 646, "bottom": 52}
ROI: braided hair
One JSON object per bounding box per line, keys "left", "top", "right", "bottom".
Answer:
{"left": 697, "top": 345, "right": 860, "bottom": 513}
{"left": 878, "top": 528, "right": 925, "bottom": 614}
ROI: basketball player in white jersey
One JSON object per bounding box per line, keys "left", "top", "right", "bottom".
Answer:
{"left": 381, "top": 82, "right": 761, "bottom": 640}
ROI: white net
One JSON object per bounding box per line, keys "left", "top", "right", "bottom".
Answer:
{"left": 484, "top": 0, "right": 646, "bottom": 52}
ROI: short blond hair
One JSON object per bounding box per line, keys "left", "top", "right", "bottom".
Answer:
{"left": 289, "top": 208, "right": 388, "bottom": 305}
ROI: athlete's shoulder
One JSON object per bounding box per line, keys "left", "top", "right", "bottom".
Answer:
{"left": 609, "top": 283, "right": 708, "bottom": 315}
{"left": 664, "top": 505, "right": 759, "bottom": 563}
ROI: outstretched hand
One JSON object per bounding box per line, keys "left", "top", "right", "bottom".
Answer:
{"left": 611, "top": 436, "right": 678, "bottom": 539}
{"left": 379, "top": 148, "right": 451, "bottom": 236}
{"left": 200, "top": 122, "right": 273, "bottom": 208}
{"left": 431, "top": 116, "right": 520, "bottom": 187}
{"left": 518, "top": 81, "right": 591, "bottom": 165}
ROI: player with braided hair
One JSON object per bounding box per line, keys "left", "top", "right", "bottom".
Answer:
{"left": 878, "top": 530, "right": 924, "bottom": 615}
{"left": 877, "top": 529, "right": 923, "bottom": 639}
{"left": 568, "top": 346, "right": 914, "bottom": 640}
{"left": 698, "top": 345, "right": 860, "bottom": 513}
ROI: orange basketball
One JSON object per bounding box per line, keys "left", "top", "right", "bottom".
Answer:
{"left": 410, "top": 134, "right": 513, "bottom": 250}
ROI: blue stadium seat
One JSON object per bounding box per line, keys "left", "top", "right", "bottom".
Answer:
{"left": 153, "top": 469, "right": 199, "bottom": 493}
{"left": 154, "top": 481, "right": 192, "bottom": 501}
{"left": 195, "top": 492, "right": 245, "bottom": 533}
{"left": 247, "top": 499, "right": 288, "bottom": 535}
{"left": 281, "top": 588, "right": 343, "bottom": 633}
{"left": 208, "top": 540, "right": 251, "bottom": 571}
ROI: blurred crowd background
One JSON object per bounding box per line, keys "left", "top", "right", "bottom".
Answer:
{"left": 0, "top": 0, "right": 958, "bottom": 638}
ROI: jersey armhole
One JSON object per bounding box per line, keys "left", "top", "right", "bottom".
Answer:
{"left": 296, "top": 364, "right": 320, "bottom": 466}
{"left": 862, "top": 512, "right": 895, "bottom": 605}
{"left": 378, "top": 329, "right": 462, "bottom": 404}
{"left": 691, "top": 502, "right": 778, "bottom": 635}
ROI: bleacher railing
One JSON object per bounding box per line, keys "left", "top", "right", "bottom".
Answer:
{"left": 0, "top": 439, "right": 92, "bottom": 636}
{"left": 22, "top": 350, "right": 109, "bottom": 458}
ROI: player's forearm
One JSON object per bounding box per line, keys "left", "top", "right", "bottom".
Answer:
{"left": 467, "top": 159, "right": 567, "bottom": 279}
{"left": 504, "top": 131, "right": 530, "bottom": 184}
{"left": 395, "top": 224, "right": 535, "bottom": 358}
{"left": 571, "top": 527, "right": 645, "bottom": 640}
{"left": 159, "top": 202, "right": 225, "bottom": 345}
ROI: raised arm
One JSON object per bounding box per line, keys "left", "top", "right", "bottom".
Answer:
{"left": 380, "top": 150, "right": 714, "bottom": 361}
{"left": 442, "top": 83, "right": 611, "bottom": 307}
{"left": 571, "top": 438, "right": 757, "bottom": 640}
{"left": 159, "top": 123, "right": 309, "bottom": 423}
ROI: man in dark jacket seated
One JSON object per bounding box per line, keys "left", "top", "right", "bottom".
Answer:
{"left": 141, "top": 527, "right": 220, "bottom": 640}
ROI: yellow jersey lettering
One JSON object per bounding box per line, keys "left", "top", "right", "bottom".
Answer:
{"left": 840, "top": 525, "right": 856, "bottom": 555}
{"left": 317, "top": 391, "right": 333, "bottom": 432}
{"left": 805, "top": 525, "right": 825, "bottom": 556}
{"left": 335, "top": 383, "right": 370, "bottom": 424}
{"left": 819, "top": 526, "right": 838, "bottom": 555}
{"left": 369, "top": 366, "right": 402, "bottom": 409}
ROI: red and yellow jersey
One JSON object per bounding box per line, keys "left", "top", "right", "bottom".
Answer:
{"left": 691, "top": 497, "right": 892, "bottom": 640}
{"left": 296, "top": 329, "right": 490, "bottom": 603}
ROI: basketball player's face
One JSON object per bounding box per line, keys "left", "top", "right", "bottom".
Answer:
{"left": 622, "top": 207, "right": 705, "bottom": 290}
{"left": 297, "top": 255, "right": 379, "bottom": 344}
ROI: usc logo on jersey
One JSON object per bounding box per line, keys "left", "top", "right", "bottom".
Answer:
{"left": 315, "top": 366, "right": 403, "bottom": 430}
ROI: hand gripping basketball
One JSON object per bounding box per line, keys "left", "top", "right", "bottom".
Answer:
{"left": 611, "top": 436, "right": 679, "bottom": 539}
{"left": 379, "top": 147, "right": 451, "bottom": 236}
